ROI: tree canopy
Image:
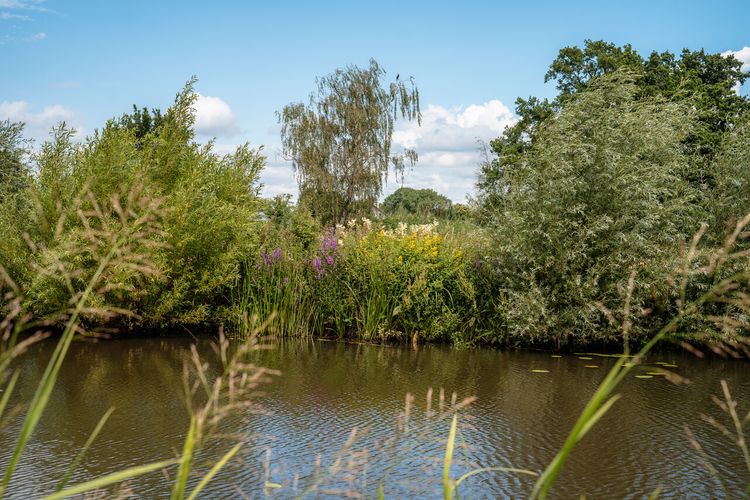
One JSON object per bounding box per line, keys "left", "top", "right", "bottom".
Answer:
{"left": 0, "top": 120, "right": 31, "bottom": 203}
{"left": 278, "top": 59, "right": 421, "bottom": 224}
{"left": 477, "top": 40, "right": 750, "bottom": 217}
{"left": 381, "top": 187, "right": 452, "bottom": 219}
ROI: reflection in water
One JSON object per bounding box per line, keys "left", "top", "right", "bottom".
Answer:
{"left": 0, "top": 336, "right": 748, "bottom": 498}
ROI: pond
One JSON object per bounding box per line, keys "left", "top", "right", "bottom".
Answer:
{"left": 1, "top": 336, "right": 748, "bottom": 498}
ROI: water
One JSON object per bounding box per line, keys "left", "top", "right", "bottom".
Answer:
{"left": 1, "top": 336, "right": 748, "bottom": 498}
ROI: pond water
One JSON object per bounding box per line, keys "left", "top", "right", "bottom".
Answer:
{"left": 1, "top": 336, "right": 748, "bottom": 498}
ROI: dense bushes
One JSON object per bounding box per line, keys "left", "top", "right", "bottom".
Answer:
{"left": 1, "top": 43, "right": 748, "bottom": 349}
{"left": 0, "top": 81, "right": 265, "bottom": 329}
{"left": 235, "top": 218, "right": 486, "bottom": 344}
{"left": 475, "top": 70, "right": 750, "bottom": 347}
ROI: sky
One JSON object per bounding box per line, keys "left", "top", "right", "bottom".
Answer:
{"left": 1, "top": 0, "right": 749, "bottom": 203}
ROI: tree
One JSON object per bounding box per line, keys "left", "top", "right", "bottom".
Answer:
{"left": 381, "top": 187, "right": 452, "bottom": 220}
{"left": 0, "top": 120, "right": 31, "bottom": 202}
{"left": 118, "top": 105, "right": 165, "bottom": 141}
{"left": 278, "top": 59, "right": 421, "bottom": 224}
{"left": 487, "top": 71, "right": 699, "bottom": 345}
{"left": 477, "top": 40, "right": 750, "bottom": 217}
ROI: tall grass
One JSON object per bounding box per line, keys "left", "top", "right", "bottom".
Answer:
{"left": 0, "top": 185, "right": 167, "bottom": 498}
{"left": 233, "top": 248, "right": 317, "bottom": 336}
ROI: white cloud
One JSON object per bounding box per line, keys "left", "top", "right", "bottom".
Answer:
{"left": 722, "top": 47, "right": 750, "bottom": 94}
{"left": 199, "top": 100, "right": 517, "bottom": 204}
{"left": 0, "top": 11, "right": 29, "bottom": 19}
{"left": 391, "top": 100, "right": 516, "bottom": 202}
{"left": 0, "top": 100, "right": 83, "bottom": 142}
{"left": 193, "top": 93, "right": 239, "bottom": 137}
{"left": 722, "top": 46, "right": 750, "bottom": 72}
{"left": 0, "top": 0, "right": 49, "bottom": 12}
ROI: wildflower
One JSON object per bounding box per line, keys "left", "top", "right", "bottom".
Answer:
{"left": 312, "top": 257, "right": 324, "bottom": 278}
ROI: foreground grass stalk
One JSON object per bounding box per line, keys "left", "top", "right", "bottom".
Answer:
{"left": 42, "top": 459, "right": 180, "bottom": 500}
{"left": 54, "top": 407, "right": 116, "bottom": 492}
{"left": 530, "top": 263, "right": 749, "bottom": 498}
{"left": 171, "top": 415, "right": 197, "bottom": 500}
{"left": 443, "top": 415, "right": 457, "bottom": 500}
{"left": 442, "top": 413, "right": 537, "bottom": 499}
{"left": 0, "top": 245, "right": 117, "bottom": 498}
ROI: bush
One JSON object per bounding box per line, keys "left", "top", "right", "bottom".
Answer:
{"left": 0, "top": 81, "right": 265, "bottom": 329}
{"left": 307, "top": 219, "right": 479, "bottom": 343}
{"left": 482, "top": 71, "right": 701, "bottom": 347}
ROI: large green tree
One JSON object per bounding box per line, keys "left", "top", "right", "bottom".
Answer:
{"left": 485, "top": 71, "right": 699, "bottom": 346}
{"left": 278, "top": 59, "right": 421, "bottom": 224}
{"left": 477, "top": 40, "right": 750, "bottom": 217}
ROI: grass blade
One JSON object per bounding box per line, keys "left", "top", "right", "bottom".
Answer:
{"left": 55, "top": 407, "right": 115, "bottom": 492}
{"left": 454, "top": 466, "right": 538, "bottom": 487}
{"left": 41, "top": 458, "right": 178, "bottom": 500}
{"left": 186, "top": 442, "right": 242, "bottom": 500}
{"left": 443, "top": 414, "right": 457, "bottom": 500}
{"left": 171, "top": 415, "right": 197, "bottom": 500}
{"left": 0, "top": 370, "right": 19, "bottom": 424}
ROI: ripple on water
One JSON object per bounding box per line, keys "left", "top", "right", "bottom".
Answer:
{"left": 0, "top": 339, "right": 747, "bottom": 497}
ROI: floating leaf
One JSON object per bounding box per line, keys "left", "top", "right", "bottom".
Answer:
{"left": 531, "top": 369, "right": 550, "bottom": 373}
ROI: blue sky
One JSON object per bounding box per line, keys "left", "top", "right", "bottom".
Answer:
{"left": 2, "top": 0, "right": 749, "bottom": 202}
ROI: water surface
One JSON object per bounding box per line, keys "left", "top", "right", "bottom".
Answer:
{"left": 1, "top": 336, "right": 748, "bottom": 498}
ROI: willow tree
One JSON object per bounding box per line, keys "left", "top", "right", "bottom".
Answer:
{"left": 278, "top": 59, "right": 421, "bottom": 224}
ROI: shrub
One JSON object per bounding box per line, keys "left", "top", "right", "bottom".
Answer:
{"left": 482, "top": 71, "right": 701, "bottom": 347}
{"left": 1, "top": 81, "right": 265, "bottom": 329}
{"left": 309, "top": 219, "right": 479, "bottom": 343}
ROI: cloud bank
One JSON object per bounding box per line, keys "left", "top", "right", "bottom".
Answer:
{"left": 390, "top": 100, "right": 516, "bottom": 202}
{"left": 252, "top": 100, "right": 517, "bottom": 203}
{"left": 193, "top": 93, "right": 239, "bottom": 137}
{"left": 0, "top": 100, "right": 82, "bottom": 142}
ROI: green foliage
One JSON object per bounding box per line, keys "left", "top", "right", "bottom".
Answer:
{"left": 711, "top": 117, "right": 750, "bottom": 230}
{"left": 117, "top": 104, "right": 165, "bottom": 142}
{"left": 0, "top": 120, "right": 31, "bottom": 203}
{"left": 278, "top": 59, "right": 421, "bottom": 224}
{"left": 483, "top": 71, "right": 700, "bottom": 346}
{"left": 0, "top": 80, "right": 265, "bottom": 329}
{"left": 381, "top": 187, "right": 453, "bottom": 222}
{"left": 478, "top": 40, "right": 750, "bottom": 217}
{"left": 309, "top": 221, "right": 479, "bottom": 344}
